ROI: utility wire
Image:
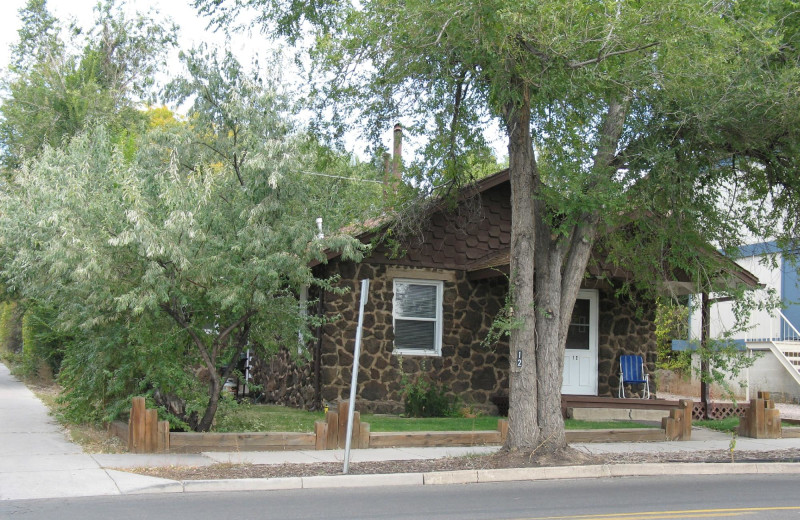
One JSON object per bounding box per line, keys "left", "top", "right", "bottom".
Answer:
{"left": 299, "top": 170, "right": 385, "bottom": 184}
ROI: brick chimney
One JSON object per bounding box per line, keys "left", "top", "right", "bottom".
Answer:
{"left": 392, "top": 123, "right": 402, "bottom": 181}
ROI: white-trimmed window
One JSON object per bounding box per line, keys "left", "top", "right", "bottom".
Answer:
{"left": 392, "top": 279, "right": 443, "bottom": 356}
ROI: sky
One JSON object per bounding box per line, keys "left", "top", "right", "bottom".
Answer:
{"left": 0, "top": 0, "right": 231, "bottom": 70}
{"left": 0, "top": 0, "right": 507, "bottom": 162}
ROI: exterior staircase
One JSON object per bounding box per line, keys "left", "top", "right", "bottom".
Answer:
{"left": 766, "top": 340, "right": 800, "bottom": 386}
{"left": 756, "top": 311, "right": 800, "bottom": 387}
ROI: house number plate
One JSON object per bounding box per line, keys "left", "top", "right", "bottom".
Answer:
{"left": 516, "top": 350, "right": 522, "bottom": 368}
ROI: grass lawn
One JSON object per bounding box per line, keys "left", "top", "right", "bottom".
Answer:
{"left": 564, "top": 418, "right": 658, "bottom": 430}
{"left": 213, "top": 403, "right": 658, "bottom": 433}
{"left": 214, "top": 403, "right": 325, "bottom": 433}
{"left": 694, "top": 417, "right": 740, "bottom": 433}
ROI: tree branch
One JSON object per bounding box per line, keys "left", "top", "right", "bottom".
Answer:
{"left": 448, "top": 70, "right": 468, "bottom": 165}
{"left": 160, "top": 300, "right": 215, "bottom": 371}
{"left": 220, "top": 320, "right": 251, "bottom": 383}
{"left": 213, "top": 309, "right": 257, "bottom": 357}
{"left": 185, "top": 278, "right": 209, "bottom": 290}
{"left": 558, "top": 98, "right": 628, "bottom": 341}
{"left": 568, "top": 42, "right": 658, "bottom": 69}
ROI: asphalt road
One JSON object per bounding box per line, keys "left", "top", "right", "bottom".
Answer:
{"left": 3, "top": 474, "right": 800, "bottom": 520}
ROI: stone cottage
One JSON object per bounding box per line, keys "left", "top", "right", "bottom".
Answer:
{"left": 256, "top": 169, "right": 759, "bottom": 414}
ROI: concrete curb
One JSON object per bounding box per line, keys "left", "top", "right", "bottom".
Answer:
{"left": 124, "top": 462, "right": 800, "bottom": 495}
{"left": 183, "top": 477, "right": 303, "bottom": 493}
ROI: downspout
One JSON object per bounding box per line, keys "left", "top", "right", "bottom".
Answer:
{"left": 298, "top": 285, "right": 308, "bottom": 356}
{"left": 316, "top": 217, "right": 324, "bottom": 239}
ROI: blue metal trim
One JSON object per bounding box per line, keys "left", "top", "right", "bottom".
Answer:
{"left": 671, "top": 339, "right": 693, "bottom": 351}
{"left": 671, "top": 339, "right": 746, "bottom": 351}
{"left": 781, "top": 252, "right": 800, "bottom": 338}
{"left": 735, "top": 240, "right": 780, "bottom": 258}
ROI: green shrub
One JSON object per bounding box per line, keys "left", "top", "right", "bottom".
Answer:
{"left": 56, "top": 315, "right": 206, "bottom": 427}
{"left": 0, "top": 302, "right": 23, "bottom": 354}
{"left": 655, "top": 298, "right": 691, "bottom": 373}
{"left": 20, "top": 305, "right": 64, "bottom": 379}
{"left": 402, "top": 376, "right": 457, "bottom": 418}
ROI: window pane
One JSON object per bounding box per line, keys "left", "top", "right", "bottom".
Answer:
{"left": 566, "top": 298, "right": 590, "bottom": 350}
{"left": 395, "top": 283, "right": 437, "bottom": 318}
{"left": 395, "top": 319, "right": 435, "bottom": 350}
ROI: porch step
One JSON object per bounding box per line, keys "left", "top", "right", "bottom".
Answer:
{"left": 767, "top": 341, "right": 800, "bottom": 384}
{"left": 772, "top": 341, "right": 800, "bottom": 371}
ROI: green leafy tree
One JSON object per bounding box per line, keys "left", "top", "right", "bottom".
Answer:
{"left": 0, "top": 0, "right": 176, "bottom": 172}
{"left": 0, "top": 46, "right": 366, "bottom": 429}
{"left": 196, "top": 0, "right": 800, "bottom": 451}
{"left": 0, "top": 0, "right": 178, "bottom": 385}
{"left": 163, "top": 46, "right": 384, "bottom": 231}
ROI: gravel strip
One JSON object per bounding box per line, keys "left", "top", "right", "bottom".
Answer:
{"left": 124, "top": 447, "right": 800, "bottom": 482}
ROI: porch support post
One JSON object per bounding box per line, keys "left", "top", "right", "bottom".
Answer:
{"left": 701, "top": 292, "right": 710, "bottom": 419}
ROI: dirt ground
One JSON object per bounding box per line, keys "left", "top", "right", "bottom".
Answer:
{"left": 128, "top": 446, "right": 800, "bottom": 481}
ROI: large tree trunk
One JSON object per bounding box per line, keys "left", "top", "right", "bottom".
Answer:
{"left": 533, "top": 224, "right": 568, "bottom": 450}
{"left": 505, "top": 85, "right": 541, "bottom": 450}
{"left": 504, "top": 97, "right": 627, "bottom": 452}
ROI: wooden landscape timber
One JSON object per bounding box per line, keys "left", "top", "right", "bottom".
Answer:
{"left": 169, "top": 431, "right": 316, "bottom": 453}
{"left": 110, "top": 397, "right": 685, "bottom": 453}
{"left": 312, "top": 401, "right": 508, "bottom": 450}
{"left": 565, "top": 429, "right": 666, "bottom": 443}
{"left": 562, "top": 395, "right": 682, "bottom": 415}
{"left": 561, "top": 395, "right": 746, "bottom": 422}
{"left": 661, "top": 399, "right": 693, "bottom": 441}
{"left": 127, "top": 396, "right": 170, "bottom": 453}
{"left": 738, "top": 391, "right": 782, "bottom": 439}
{"left": 368, "top": 429, "right": 503, "bottom": 448}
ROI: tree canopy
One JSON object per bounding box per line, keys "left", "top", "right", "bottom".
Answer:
{"left": 0, "top": 0, "right": 177, "bottom": 173}
{"left": 196, "top": 0, "right": 800, "bottom": 450}
{"left": 0, "top": 3, "right": 381, "bottom": 429}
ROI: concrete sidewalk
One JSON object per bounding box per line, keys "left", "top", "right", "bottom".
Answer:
{"left": 4, "top": 360, "right": 800, "bottom": 501}
{"left": 0, "top": 362, "right": 177, "bottom": 500}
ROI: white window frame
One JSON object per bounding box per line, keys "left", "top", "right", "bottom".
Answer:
{"left": 392, "top": 278, "right": 443, "bottom": 356}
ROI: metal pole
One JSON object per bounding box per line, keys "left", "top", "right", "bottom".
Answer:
{"left": 343, "top": 279, "right": 369, "bottom": 474}
{"left": 701, "top": 291, "right": 710, "bottom": 419}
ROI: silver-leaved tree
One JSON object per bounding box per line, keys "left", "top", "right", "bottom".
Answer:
{"left": 0, "top": 47, "right": 369, "bottom": 431}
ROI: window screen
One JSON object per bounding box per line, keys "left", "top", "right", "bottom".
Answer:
{"left": 566, "top": 298, "right": 591, "bottom": 350}
{"left": 393, "top": 280, "right": 442, "bottom": 354}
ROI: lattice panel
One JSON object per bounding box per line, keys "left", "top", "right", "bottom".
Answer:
{"left": 692, "top": 402, "right": 749, "bottom": 420}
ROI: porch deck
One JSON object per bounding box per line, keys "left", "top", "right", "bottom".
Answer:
{"left": 561, "top": 395, "right": 749, "bottom": 421}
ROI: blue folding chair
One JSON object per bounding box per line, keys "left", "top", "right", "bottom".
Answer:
{"left": 618, "top": 355, "right": 650, "bottom": 399}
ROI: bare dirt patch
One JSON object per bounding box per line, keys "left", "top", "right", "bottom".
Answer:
{"left": 128, "top": 447, "right": 800, "bottom": 481}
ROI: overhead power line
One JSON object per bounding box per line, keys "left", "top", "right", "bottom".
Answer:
{"left": 299, "top": 170, "right": 384, "bottom": 184}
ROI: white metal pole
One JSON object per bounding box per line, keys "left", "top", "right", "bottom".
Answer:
{"left": 746, "top": 348, "right": 751, "bottom": 402}
{"left": 343, "top": 279, "right": 369, "bottom": 474}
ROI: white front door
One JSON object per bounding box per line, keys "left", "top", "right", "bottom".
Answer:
{"left": 562, "top": 289, "right": 599, "bottom": 395}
